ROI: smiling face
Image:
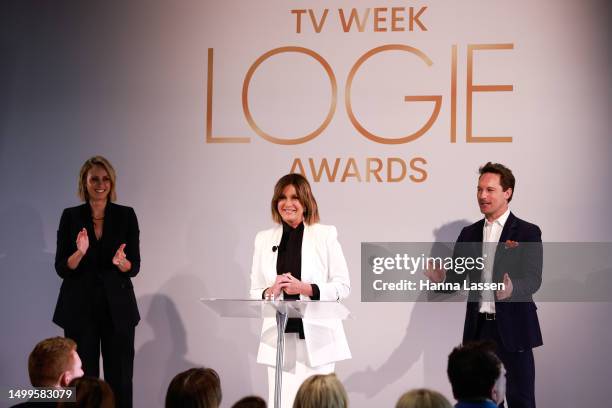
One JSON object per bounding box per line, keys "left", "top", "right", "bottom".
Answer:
{"left": 85, "top": 165, "right": 112, "bottom": 202}
{"left": 277, "top": 184, "right": 305, "bottom": 228}
{"left": 477, "top": 172, "right": 512, "bottom": 221}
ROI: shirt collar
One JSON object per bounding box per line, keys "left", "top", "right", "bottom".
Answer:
{"left": 485, "top": 207, "right": 510, "bottom": 228}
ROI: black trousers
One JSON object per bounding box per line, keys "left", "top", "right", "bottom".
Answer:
{"left": 65, "top": 287, "right": 135, "bottom": 408}
{"left": 476, "top": 315, "right": 536, "bottom": 408}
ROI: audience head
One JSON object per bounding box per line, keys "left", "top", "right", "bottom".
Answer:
{"left": 293, "top": 373, "right": 348, "bottom": 408}
{"left": 447, "top": 341, "right": 506, "bottom": 405}
{"left": 165, "top": 367, "right": 222, "bottom": 408}
{"left": 28, "top": 337, "right": 84, "bottom": 387}
{"left": 231, "top": 395, "right": 267, "bottom": 408}
{"left": 395, "top": 388, "right": 452, "bottom": 408}
{"left": 58, "top": 377, "right": 115, "bottom": 408}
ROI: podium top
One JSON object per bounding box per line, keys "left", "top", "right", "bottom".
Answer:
{"left": 200, "top": 298, "right": 352, "bottom": 320}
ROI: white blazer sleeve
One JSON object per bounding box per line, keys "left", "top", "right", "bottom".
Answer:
{"left": 317, "top": 226, "right": 351, "bottom": 301}
{"left": 249, "top": 231, "right": 266, "bottom": 300}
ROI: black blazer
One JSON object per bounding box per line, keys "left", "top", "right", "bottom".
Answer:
{"left": 447, "top": 212, "right": 543, "bottom": 351}
{"left": 53, "top": 202, "right": 141, "bottom": 332}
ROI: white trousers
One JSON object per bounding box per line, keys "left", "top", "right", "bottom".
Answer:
{"left": 266, "top": 334, "right": 335, "bottom": 408}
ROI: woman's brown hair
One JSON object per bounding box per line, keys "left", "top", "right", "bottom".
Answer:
{"left": 271, "top": 174, "right": 320, "bottom": 225}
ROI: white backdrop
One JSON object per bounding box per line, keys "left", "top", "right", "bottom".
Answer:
{"left": 1, "top": 1, "right": 611, "bottom": 406}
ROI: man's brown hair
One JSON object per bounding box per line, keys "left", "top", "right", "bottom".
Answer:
{"left": 479, "top": 162, "right": 515, "bottom": 202}
{"left": 28, "top": 337, "right": 77, "bottom": 387}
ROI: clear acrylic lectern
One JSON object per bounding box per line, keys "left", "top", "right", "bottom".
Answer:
{"left": 200, "top": 299, "right": 351, "bottom": 408}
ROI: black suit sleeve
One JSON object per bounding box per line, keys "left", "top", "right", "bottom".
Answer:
{"left": 310, "top": 284, "right": 321, "bottom": 300}
{"left": 507, "top": 224, "right": 543, "bottom": 301}
{"left": 122, "top": 207, "right": 141, "bottom": 278}
{"left": 55, "top": 209, "right": 76, "bottom": 279}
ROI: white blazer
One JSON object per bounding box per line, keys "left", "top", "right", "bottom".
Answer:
{"left": 250, "top": 223, "right": 352, "bottom": 367}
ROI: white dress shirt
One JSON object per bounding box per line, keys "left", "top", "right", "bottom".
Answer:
{"left": 479, "top": 207, "right": 511, "bottom": 313}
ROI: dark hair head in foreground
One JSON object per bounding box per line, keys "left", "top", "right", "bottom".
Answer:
{"left": 395, "top": 388, "right": 452, "bottom": 408}
{"left": 58, "top": 376, "right": 115, "bottom": 408}
{"left": 447, "top": 341, "right": 505, "bottom": 404}
{"left": 232, "top": 395, "right": 267, "bottom": 408}
{"left": 165, "top": 367, "right": 222, "bottom": 408}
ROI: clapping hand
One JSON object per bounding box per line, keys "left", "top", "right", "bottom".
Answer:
{"left": 112, "top": 243, "right": 129, "bottom": 271}
{"left": 76, "top": 228, "right": 89, "bottom": 255}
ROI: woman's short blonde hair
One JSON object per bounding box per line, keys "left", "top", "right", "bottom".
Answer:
{"left": 395, "top": 389, "right": 452, "bottom": 408}
{"left": 271, "top": 173, "right": 319, "bottom": 225}
{"left": 77, "top": 156, "right": 117, "bottom": 202}
{"left": 293, "top": 374, "right": 348, "bottom": 408}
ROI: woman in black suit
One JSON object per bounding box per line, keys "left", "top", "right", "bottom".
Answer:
{"left": 53, "top": 156, "right": 140, "bottom": 408}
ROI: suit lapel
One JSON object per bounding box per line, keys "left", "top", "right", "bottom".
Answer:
{"left": 79, "top": 203, "right": 93, "bottom": 236}
{"left": 265, "top": 226, "right": 283, "bottom": 283}
{"left": 493, "top": 211, "right": 517, "bottom": 277}
{"left": 466, "top": 219, "right": 485, "bottom": 286}
{"left": 96, "top": 202, "right": 114, "bottom": 261}
{"left": 79, "top": 203, "right": 103, "bottom": 264}
{"left": 498, "top": 211, "right": 517, "bottom": 244}
{"left": 472, "top": 219, "right": 485, "bottom": 242}
{"left": 301, "top": 224, "right": 315, "bottom": 284}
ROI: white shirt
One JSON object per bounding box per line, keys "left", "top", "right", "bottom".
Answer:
{"left": 479, "top": 207, "right": 511, "bottom": 313}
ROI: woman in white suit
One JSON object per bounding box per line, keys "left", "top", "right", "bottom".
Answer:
{"left": 250, "top": 173, "right": 351, "bottom": 408}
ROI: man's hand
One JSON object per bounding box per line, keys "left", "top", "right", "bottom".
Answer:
{"left": 497, "top": 273, "right": 513, "bottom": 300}
{"left": 424, "top": 259, "right": 446, "bottom": 283}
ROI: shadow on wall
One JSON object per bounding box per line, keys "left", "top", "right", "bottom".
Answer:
{"left": 0, "top": 203, "right": 61, "bottom": 387}
{"left": 345, "top": 220, "right": 470, "bottom": 399}
{"left": 133, "top": 212, "right": 260, "bottom": 408}
{"left": 134, "top": 293, "right": 194, "bottom": 408}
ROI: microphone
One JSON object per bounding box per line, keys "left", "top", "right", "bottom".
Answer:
{"left": 272, "top": 245, "right": 278, "bottom": 252}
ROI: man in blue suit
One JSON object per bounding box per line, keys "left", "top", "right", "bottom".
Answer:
{"left": 427, "top": 162, "right": 543, "bottom": 408}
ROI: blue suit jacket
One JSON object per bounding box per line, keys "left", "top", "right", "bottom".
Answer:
{"left": 447, "top": 212, "right": 543, "bottom": 351}
{"left": 455, "top": 400, "right": 498, "bottom": 408}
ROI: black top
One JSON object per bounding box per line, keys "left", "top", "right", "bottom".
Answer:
{"left": 273, "top": 222, "right": 320, "bottom": 339}
{"left": 276, "top": 221, "right": 304, "bottom": 299}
